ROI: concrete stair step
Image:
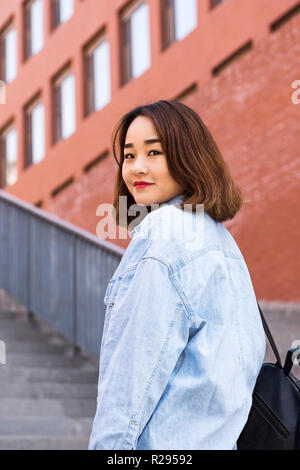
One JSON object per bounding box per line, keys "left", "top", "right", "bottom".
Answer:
{"left": 5, "top": 341, "right": 74, "bottom": 355}
{"left": 0, "top": 319, "right": 52, "bottom": 335}
{"left": 0, "top": 436, "right": 90, "bottom": 450}
{"left": 0, "top": 381, "right": 97, "bottom": 399}
{"left": 0, "top": 330, "right": 68, "bottom": 342}
{"left": 0, "top": 398, "right": 97, "bottom": 418}
{"left": 0, "top": 307, "right": 28, "bottom": 320}
{"left": 0, "top": 311, "right": 30, "bottom": 321}
{"left": 0, "top": 298, "right": 98, "bottom": 449}
{"left": 0, "top": 312, "right": 39, "bottom": 323}
{"left": 4, "top": 352, "right": 97, "bottom": 368}
{"left": 0, "top": 365, "right": 99, "bottom": 383}
{"left": 0, "top": 416, "right": 93, "bottom": 436}
{"left": 0, "top": 315, "right": 66, "bottom": 335}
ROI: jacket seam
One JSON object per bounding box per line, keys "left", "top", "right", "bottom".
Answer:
{"left": 141, "top": 255, "right": 196, "bottom": 325}
{"left": 172, "top": 247, "right": 242, "bottom": 274}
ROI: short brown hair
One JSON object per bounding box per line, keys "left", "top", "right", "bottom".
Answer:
{"left": 111, "top": 100, "right": 246, "bottom": 229}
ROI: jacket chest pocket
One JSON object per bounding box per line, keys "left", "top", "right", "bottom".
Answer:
{"left": 102, "top": 270, "right": 136, "bottom": 345}
{"left": 104, "top": 278, "right": 118, "bottom": 306}
{"left": 101, "top": 279, "right": 122, "bottom": 353}
{"left": 103, "top": 269, "right": 136, "bottom": 307}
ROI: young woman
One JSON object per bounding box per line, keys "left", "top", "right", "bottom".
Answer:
{"left": 88, "top": 100, "right": 266, "bottom": 451}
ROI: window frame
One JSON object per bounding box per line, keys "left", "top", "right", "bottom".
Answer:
{"left": 24, "top": 95, "right": 45, "bottom": 168}
{"left": 161, "top": 0, "right": 198, "bottom": 50}
{"left": 0, "top": 123, "right": 18, "bottom": 188}
{"left": 23, "top": 0, "right": 44, "bottom": 61}
{"left": 0, "top": 21, "right": 17, "bottom": 83}
{"left": 119, "top": 0, "right": 148, "bottom": 86}
{"left": 52, "top": 66, "right": 75, "bottom": 144}
{"left": 83, "top": 32, "right": 110, "bottom": 117}
{"left": 50, "top": 0, "right": 60, "bottom": 31}
{"left": 50, "top": 0, "right": 74, "bottom": 31}
{"left": 161, "top": 0, "right": 175, "bottom": 51}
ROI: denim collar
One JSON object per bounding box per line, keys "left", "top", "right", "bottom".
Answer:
{"left": 164, "top": 193, "right": 185, "bottom": 206}
{"left": 128, "top": 193, "right": 185, "bottom": 238}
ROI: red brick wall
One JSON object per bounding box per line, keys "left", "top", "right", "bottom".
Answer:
{"left": 184, "top": 13, "right": 300, "bottom": 303}
{"left": 49, "top": 6, "right": 300, "bottom": 302}
{"left": 1, "top": 0, "right": 299, "bottom": 301}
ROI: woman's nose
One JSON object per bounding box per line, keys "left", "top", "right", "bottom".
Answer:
{"left": 132, "top": 167, "right": 148, "bottom": 175}
{"left": 131, "top": 158, "right": 148, "bottom": 175}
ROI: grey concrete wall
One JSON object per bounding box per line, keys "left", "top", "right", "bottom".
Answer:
{"left": 259, "top": 300, "right": 300, "bottom": 380}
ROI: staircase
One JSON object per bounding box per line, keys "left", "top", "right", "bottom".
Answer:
{"left": 0, "top": 289, "right": 99, "bottom": 450}
{"left": 1, "top": 291, "right": 299, "bottom": 450}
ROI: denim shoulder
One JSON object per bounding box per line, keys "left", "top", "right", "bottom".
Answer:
{"left": 144, "top": 205, "right": 243, "bottom": 266}
{"left": 139, "top": 205, "right": 211, "bottom": 268}
{"left": 125, "top": 204, "right": 243, "bottom": 281}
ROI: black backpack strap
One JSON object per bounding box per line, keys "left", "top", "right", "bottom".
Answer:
{"left": 296, "top": 410, "right": 300, "bottom": 450}
{"left": 257, "top": 301, "right": 282, "bottom": 367}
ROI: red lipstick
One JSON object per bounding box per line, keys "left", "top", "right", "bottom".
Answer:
{"left": 134, "top": 181, "right": 154, "bottom": 189}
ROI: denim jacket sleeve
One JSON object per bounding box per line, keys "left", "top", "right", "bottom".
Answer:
{"left": 88, "top": 256, "right": 193, "bottom": 450}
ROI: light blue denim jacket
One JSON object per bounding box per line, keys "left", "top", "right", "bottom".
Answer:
{"left": 88, "top": 194, "right": 266, "bottom": 450}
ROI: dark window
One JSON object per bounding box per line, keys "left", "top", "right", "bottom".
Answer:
{"left": 23, "top": 0, "right": 31, "bottom": 60}
{"left": 120, "top": 15, "right": 132, "bottom": 86}
{"left": 51, "top": 66, "right": 76, "bottom": 144}
{"left": 161, "top": 0, "right": 197, "bottom": 50}
{"left": 0, "top": 133, "right": 6, "bottom": 188}
{"left": 210, "top": 0, "right": 226, "bottom": 9}
{"left": 52, "top": 80, "right": 62, "bottom": 143}
{"left": 24, "top": 97, "right": 45, "bottom": 168}
{"left": 51, "top": 0, "right": 60, "bottom": 30}
{"left": 24, "top": 109, "right": 32, "bottom": 168}
{"left": 0, "top": 21, "right": 17, "bottom": 83}
{"left": 23, "top": 0, "right": 44, "bottom": 61}
{"left": 119, "top": 0, "right": 150, "bottom": 86}
{"left": 0, "top": 125, "right": 17, "bottom": 187}
{"left": 50, "top": 0, "right": 74, "bottom": 30}
{"left": 84, "top": 49, "right": 94, "bottom": 116}
{"left": 83, "top": 32, "right": 111, "bottom": 117}
{"left": 0, "top": 30, "right": 4, "bottom": 81}
{"left": 161, "top": 0, "right": 175, "bottom": 50}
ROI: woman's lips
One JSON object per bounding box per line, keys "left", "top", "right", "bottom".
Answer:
{"left": 134, "top": 183, "right": 154, "bottom": 189}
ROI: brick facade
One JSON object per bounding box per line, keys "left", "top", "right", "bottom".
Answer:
{"left": 0, "top": 0, "right": 299, "bottom": 301}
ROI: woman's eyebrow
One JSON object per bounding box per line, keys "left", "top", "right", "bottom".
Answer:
{"left": 124, "top": 138, "right": 161, "bottom": 149}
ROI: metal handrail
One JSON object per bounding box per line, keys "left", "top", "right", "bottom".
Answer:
{"left": 0, "top": 189, "right": 124, "bottom": 357}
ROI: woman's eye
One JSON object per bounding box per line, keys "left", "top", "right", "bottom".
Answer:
{"left": 124, "top": 150, "right": 161, "bottom": 160}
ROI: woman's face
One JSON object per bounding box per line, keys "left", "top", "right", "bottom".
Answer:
{"left": 122, "top": 116, "right": 184, "bottom": 206}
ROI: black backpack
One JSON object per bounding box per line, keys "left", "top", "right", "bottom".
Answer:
{"left": 237, "top": 301, "right": 300, "bottom": 450}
